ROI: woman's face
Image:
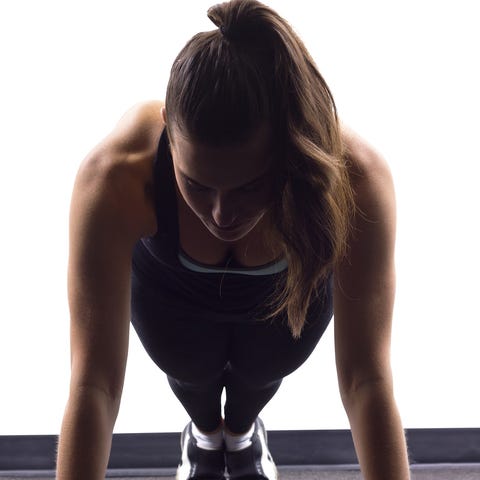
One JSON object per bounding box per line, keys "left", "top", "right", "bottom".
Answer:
{"left": 169, "top": 124, "right": 276, "bottom": 242}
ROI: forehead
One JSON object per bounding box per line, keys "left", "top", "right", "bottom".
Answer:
{"left": 170, "top": 125, "right": 274, "bottom": 189}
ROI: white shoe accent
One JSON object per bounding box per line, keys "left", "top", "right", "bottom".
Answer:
{"left": 256, "top": 419, "right": 278, "bottom": 480}
{"left": 176, "top": 426, "right": 195, "bottom": 480}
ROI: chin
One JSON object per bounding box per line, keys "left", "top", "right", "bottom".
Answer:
{"left": 209, "top": 224, "right": 251, "bottom": 242}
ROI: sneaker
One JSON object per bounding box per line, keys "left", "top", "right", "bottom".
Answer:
{"left": 225, "top": 418, "right": 278, "bottom": 480}
{"left": 176, "top": 421, "right": 226, "bottom": 480}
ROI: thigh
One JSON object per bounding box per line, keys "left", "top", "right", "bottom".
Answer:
{"left": 131, "top": 270, "right": 230, "bottom": 384}
{"left": 229, "top": 283, "right": 333, "bottom": 387}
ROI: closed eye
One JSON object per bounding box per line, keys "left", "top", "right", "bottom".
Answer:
{"left": 185, "top": 177, "right": 264, "bottom": 193}
{"left": 239, "top": 183, "right": 262, "bottom": 193}
{"left": 186, "top": 179, "right": 210, "bottom": 192}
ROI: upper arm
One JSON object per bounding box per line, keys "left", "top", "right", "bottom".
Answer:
{"left": 68, "top": 136, "right": 157, "bottom": 404}
{"left": 334, "top": 128, "right": 397, "bottom": 403}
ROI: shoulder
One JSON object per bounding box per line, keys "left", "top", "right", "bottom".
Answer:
{"left": 341, "top": 125, "right": 393, "bottom": 193}
{"left": 336, "top": 125, "right": 396, "bottom": 288}
{"left": 341, "top": 125, "right": 396, "bottom": 231}
{"left": 73, "top": 100, "right": 166, "bottom": 239}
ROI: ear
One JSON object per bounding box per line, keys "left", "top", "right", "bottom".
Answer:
{"left": 160, "top": 106, "right": 167, "bottom": 124}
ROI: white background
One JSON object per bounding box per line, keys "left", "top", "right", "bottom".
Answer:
{"left": 0, "top": 0, "right": 479, "bottom": 435}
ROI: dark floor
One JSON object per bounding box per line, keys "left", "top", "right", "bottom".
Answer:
{"left": 2, "top": 465, "right": 480, "bottom": 479}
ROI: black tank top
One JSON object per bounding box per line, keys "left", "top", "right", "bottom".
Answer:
{"left": 131, "top": 129, "right": 289, "bottom": 321}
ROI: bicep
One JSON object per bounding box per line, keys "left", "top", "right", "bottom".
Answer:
{"left": 333, "top": 143, "right": 397, "bottom": 401}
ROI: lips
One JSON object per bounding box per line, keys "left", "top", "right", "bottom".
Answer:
{"left": 214, "top": 223, "right": 240, "bottom": 232}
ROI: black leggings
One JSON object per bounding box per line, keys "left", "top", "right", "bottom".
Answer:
{"left": 131, "top": 275, "right": 333, "bottom": 434}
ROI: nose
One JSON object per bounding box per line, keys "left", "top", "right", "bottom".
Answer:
{"left": 211, "top": 192, "right": 239, "bottom": 228}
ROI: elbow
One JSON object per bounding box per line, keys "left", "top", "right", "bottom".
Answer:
{"left": 70, "top": 361, "right": 125, "bottom": 415}
{"left": 342, "top": 383, "right": 398, "bottom": 427}
{"left": 70, "top": 380, "right": 123, "bottom": 421}
{"left": 339, "top": 374, "right": 394, "bottom": 413}
{"left": 88, "top": 381, "right": 123, "bottom": 407}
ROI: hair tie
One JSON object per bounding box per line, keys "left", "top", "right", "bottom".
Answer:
{"left": 220, "top": 25, "right": 226, "bottom": 36}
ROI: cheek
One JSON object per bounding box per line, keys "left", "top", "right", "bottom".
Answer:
{"left": 181, "top": 189, "right": 209, "bottom": 215}
{"left": 249, "top": 185, "right": 276, "bottom": 209}
{"left": 244, "top": 192, "right": 271, "bottom": 211}
{"left": 234, "top": 194, "right": 274, "bottom": 224}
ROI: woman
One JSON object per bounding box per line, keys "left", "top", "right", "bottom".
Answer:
{"left": 56, "top": 1, "right": 410, "bottom": 479}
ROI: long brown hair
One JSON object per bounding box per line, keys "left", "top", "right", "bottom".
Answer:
{"left": 165, "top": 0, "right": 354, "bottom": 339}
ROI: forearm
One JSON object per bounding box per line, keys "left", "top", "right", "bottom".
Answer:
{"left": 56, "top": 386, "right": 119, "bottom": 480}
{"left": 343, "top": 382, "right": 410, "bottom": 480}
